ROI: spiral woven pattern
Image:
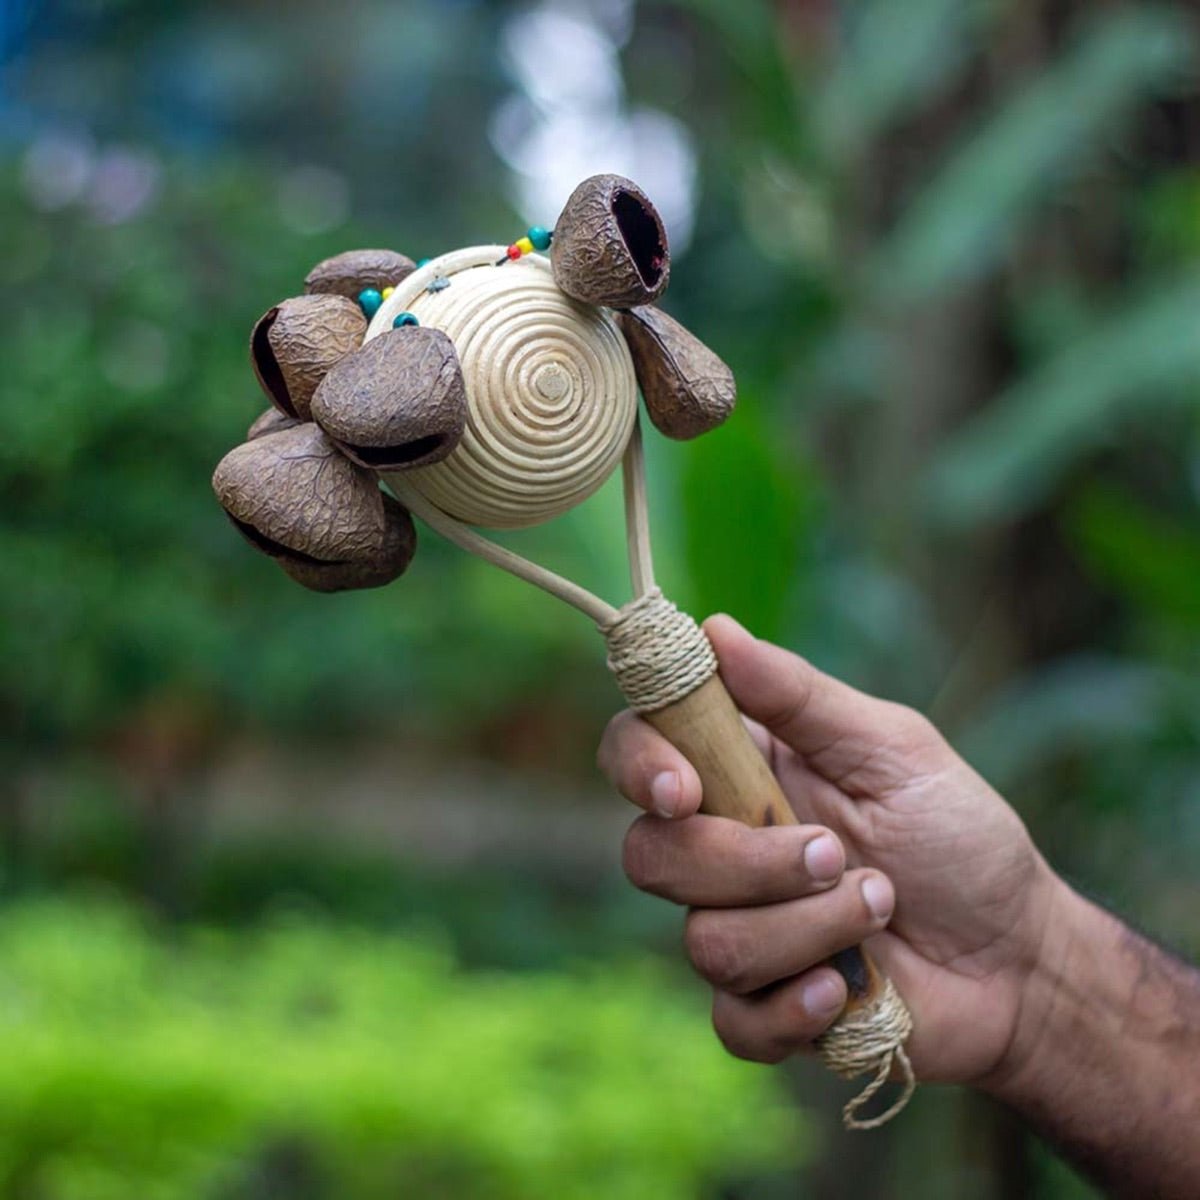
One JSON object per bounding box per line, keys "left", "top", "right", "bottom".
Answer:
{"left": 368, "top": 248, "right": 637, "bottom": 530}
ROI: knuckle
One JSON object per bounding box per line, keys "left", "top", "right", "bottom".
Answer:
{"left": 595, "top": 712, "right": 626, "bottom": 774}
{"left": 732, "top": 824, "right": 774, "bottom": 877}
{"left": 621, "top": 819, "right": 669, "bottom": 892}
{"left": 712, "top": 1005, "right": 785, "bottom": 1064}
{"left": 887, "top": 703, "right": 941, "bottom": 754}
{"left": 685, "top": 911, "right": 748, "bottom": 990}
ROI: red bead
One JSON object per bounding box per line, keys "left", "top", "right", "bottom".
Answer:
{"left": 506, "top": 244, "right": 522, "bottom": 260}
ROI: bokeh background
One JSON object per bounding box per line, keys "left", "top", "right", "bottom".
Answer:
{"left": 2, "top": 0, "right": 1199, "bottom": 1195}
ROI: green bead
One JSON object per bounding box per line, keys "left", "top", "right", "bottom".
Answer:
{"left": 393, "top": 312, "right": 419, "bottom": 328}
{"left": 527, "top": 225, "right": 552, "bottom": 251}
{"left": 357, "top": 288, "right": 382, "bottom": 317}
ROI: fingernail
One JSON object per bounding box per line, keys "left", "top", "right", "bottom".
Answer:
{"left": 861, "top": 874, "right": 894, "bottom": 921}
{"left": 801, "top": 974, "right": 843, "bottom": 1018}
{"left": 803, "top": 834, "right": 842, "bottom": 883}
{"left": 709, "top": 613, "right": 746, "bottom": 636}
{"left": 650, "top": 771, "right": 680, "bottom": 818}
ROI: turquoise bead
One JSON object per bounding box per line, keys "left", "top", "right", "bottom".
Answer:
{"left": 393, "top": 312, "right": 419, "bottom": 328}
{"left": 357, "top": 288, "right": 382, "bottom": 317}
{"left": 417, "top": 257, "right": 432, "bottom": 267}
{"left": 527, "top": 225, "right": 552, "bottom": 251}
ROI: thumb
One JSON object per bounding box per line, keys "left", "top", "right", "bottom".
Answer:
{"left": 702, "top": 614, "right": 921, "bottom": 768}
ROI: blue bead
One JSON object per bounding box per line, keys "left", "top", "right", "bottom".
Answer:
{"left": 527, "top": 225, "right": 552, "bottom": 251}
{"left": 417, "top": 258, "right": 432, "bottom": 267}
{"left": 358, "top": 288, "right": 382, "bottom": 317}
{"left": 393, "top": 312, "right": 419, "bottom": 328}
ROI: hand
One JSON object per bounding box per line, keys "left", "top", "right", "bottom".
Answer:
{"left": 597, "top": 614, "right": 1065, "bottom": 1086}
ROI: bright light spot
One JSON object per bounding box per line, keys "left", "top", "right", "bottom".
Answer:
{"left": 502, "top": 8, "right": 622, "bottom": 111}
{"left": 492, "top": 1, "right": 696, "bottom": 254}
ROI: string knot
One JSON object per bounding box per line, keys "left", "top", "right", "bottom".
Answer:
{"left": 818, "top": 978, "right": 916, "bottom": 1130}
{"left": 600, "top": 588, "right": 717, "bottom": 712}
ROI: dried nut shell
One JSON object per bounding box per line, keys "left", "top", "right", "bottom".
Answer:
{"left": 551, "top": 174, "right": 670, "bottom": 308}
{"left": 280, "top": 496, "right": 416, "bottom": 592}
{"left": 616, "top": 306, "right": 736, "bottom": 439}
{"left": 250, "top": 294, "right": 366, "bottom": 421}
{"left": 311, "top": 327, "right": 466, "bottom": 471}
{"left": 212, "top": 423, "right": 416, "bottom": 591}
{"left": 247, "top": 407, "right": 301, "bottom": 440}
{"left": 304, "top": 249, "right": 417, "bottom": 299}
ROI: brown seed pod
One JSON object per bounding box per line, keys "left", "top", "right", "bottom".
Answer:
{"left": 212, "top": 423, "right": 416, "bottom": 591}
{"left": 250, "top": 294, "right": 366, "bottom": 421}
{"left": 551, "top": 174, "right": 670, "bottom": 308}
{"left": 304, "top": 249, "right": 417, "bottom": 299}
{"left": 311, "top": 326, "right": 467, "bottom": 471}
{"left": 247, "top": 407, "right": 301, "bottom": 440}
{"left": 616, "top": 306, "right": 736, "bottom": 439}
{"left": 280, "top": 495, "right": 416, "bottom": 592}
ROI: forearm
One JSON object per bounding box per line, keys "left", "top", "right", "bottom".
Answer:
{"left": 984, "top": 878, "right": 1200, "bottom": 1198}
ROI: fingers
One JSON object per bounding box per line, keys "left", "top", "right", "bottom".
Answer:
{"left": 703, "top": 614, "right": 945, "bottom": 784}
{"left": 622, "top": 814, "right": 844, "bottom": 907}
{"left": 683, "top": 868, "right": 895, "bottom": 995}
{"left": 711, "top": 967, "right": 848, "bottom": 1063}
{"left": 597, "top": 710, "right": 703, "bottom": 818}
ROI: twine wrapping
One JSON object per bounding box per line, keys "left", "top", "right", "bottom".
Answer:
{"left": 817, "top": 977, "right": 915, "bottom": 1130}
{"left": 601, "top": 588, "right": 916, "bottom": 1131}
{"left": 600, "top": 588, "right": 717, "bottom": 712}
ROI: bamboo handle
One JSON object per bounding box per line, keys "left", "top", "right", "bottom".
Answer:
{"left": 643, "top": 672, "right": 887, "bottom": 1015}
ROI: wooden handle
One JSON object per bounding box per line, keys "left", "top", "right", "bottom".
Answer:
{"left": 643, "top": 672, "right": 887, "bottom": 1015}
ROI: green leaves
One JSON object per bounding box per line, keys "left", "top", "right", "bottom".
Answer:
{"left": 925, "top": 273, "right": 1200, "bottom": 527}
{"left": 678, "top": 393, "right": 815, "bottom": 640}
{"left": 814, "top": 0, "right": 978, "bottom": 160}
{"left": 1067, "top": 484, "right": 1200, "bottom": 630}
{"left": 874, "top": 7, "right": 1195, "bottom": 301}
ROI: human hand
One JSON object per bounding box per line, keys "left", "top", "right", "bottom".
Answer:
{"left": 597, "top": 614, "right": 1065, "bottom": 1086}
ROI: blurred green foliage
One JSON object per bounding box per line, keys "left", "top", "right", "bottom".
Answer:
{"left": 3, "top": 0, "right": 1200, "bottom": 1195}
{"left": 0, "top": 898, "right": 801, "bottom": 1199}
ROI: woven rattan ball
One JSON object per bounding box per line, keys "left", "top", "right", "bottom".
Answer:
{"left": 367, "top": 247, "right": 637, "bottom": 530}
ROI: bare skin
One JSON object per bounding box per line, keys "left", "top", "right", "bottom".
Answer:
{"left": 597, "top": 614, "right": 1200, "bottom": 1198}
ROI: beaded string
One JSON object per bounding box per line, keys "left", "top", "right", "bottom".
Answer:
{"left": 354, "top": 229, "right": 547, "bottom": 326}
{"left": 496, "top": 224, "right": 553, "bottom": 266}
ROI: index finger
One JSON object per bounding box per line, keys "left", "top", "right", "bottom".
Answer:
{"left": 597, "top": 709, "right": 703, "bottom": 819}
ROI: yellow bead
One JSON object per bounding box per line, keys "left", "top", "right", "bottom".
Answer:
{"left": 515, "top": 236, "right": 534, "bottom": 255}
{"left": 382, "top": 286, "right": 395, "bottom": 300}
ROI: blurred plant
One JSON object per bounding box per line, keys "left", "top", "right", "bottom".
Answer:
{"left": 0, "top": 897, "right": 803, "bottom": 1199}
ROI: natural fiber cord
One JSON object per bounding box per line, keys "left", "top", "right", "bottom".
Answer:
{"left": 601, "top": 589, "right": 717, "bottom": 712}
{"left": 817, "top": 977, "right": 915, "bottom": 1130}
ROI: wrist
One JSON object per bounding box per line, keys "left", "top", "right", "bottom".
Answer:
{"left": 977, "top": 863, "right": 1102, "bottom": 1105}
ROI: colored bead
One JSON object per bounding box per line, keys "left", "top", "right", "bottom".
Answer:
{"left": 357, "top": 288, "right": 382, "bottom": 317}
{"left": 527, "top": 225, "right": 552, "bottom": 251}
{"left": 506, "top": 244, "right": 522, "bottom": 261}
{"left": 381, "top": 286, "right": 395, "bottom": 300}
{"left": 515, "top": 236, "right": 534, "bottom": 255}
{"left": 417, "top": 258, "right": 431, "bottom": 267}
{"left": 392, "top": 312, "right": 419, "bottom": 328}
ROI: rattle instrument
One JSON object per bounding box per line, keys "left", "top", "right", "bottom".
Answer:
{"left": 213, "top": 174, "right": 915, "bottom": 1129}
